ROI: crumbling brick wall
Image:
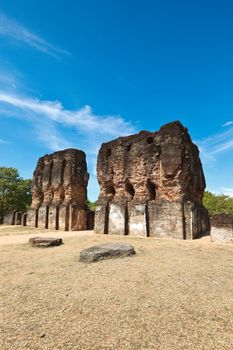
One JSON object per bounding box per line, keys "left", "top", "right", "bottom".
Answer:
{"left": 27, "top": 148, "right": 89, "bottom": 231}
{"left": 95, "top": 121, "right": 210, "bottom": 239}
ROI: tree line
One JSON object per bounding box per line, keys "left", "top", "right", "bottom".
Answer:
{"left": 0, "top": 167, "right": 232, "bottom": 217}
{"left": 203, "top": 191, "right": 233, "bottom": 216}
{"left": 0, "top": 167, "right": 32, "bottom": 218}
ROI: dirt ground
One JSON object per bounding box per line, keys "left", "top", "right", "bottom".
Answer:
{"left": 1, "top": 226, "right": 233, "bottom": 350}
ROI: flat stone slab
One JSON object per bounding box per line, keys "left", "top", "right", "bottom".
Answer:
{"left": 29, "top": 237, "right": 63, "bottom": 248}
{"left": 80, "top": 242, "right": 136, "bottom": 262}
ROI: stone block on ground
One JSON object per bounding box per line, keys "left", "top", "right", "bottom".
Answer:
{"left": 29, "top": 237, "right": 63, "bottom": 248}
{"left": 79, "top": 242, "right": 135, "bottom": 262}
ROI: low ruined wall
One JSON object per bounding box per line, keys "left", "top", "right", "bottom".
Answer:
{"left": 3, "top": 211, "right": 22, "bottom": 225}
{"left": 211, "top": 214, "right": 233, "bottom": 243}
{"left": 3, "top": 211, "right": 16, "bottom": 225}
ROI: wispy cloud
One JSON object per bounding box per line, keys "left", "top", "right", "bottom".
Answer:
{"left": 222, "top": 121, "right": 233, "bottom": 127}
{"left": 34, "top": 121, "right": 72, "bottom": 151}
{"left": 0, "top": 92, "right": 135, "bottom": 139}
{"left": 0, "top": 91, "right": 136, "bottom": 199}
{"left": 0, "top": 138, "right": 8, "bottom": 144}
{"left": 196, "top": 125, "right": 233, "bottom": 164}
{"left": 221, "top": 188, "right": 233, "bottom": 196}
{"left": 0, "top": 13, "right": 69, "bottom": 58}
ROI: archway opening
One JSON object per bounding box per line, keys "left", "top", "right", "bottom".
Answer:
{"left": 106, "top": 148, "right": 111, "bottom": 158}
{"left": 125, "top": 179, "right": 135, "bottom": 198}
{"left": 146, "top": 136, "right": 154, "bottom": 144}
{"left": 147, "top": 179, "right": 156, "bottom": 200}
{"left": 106, "top": 184, "right": 116, "bottom": 198}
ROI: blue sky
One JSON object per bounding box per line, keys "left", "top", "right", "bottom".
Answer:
{"left": 0, "top": 0, "right": 233, "bottom": 200}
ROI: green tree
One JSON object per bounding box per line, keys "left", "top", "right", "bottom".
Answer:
{"left": 86, "top": 199, "right": 97, "bottom": 211}
{"left": 0, "top": 167, "right": 32, "bottom": 217}
{"left": 203, "top": 191, "right": 233, "bottom": 216}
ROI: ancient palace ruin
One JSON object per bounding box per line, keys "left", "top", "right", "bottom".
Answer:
{"left": 95, "top": 121, "right": 210, "bottom": 239}
{"left": 27, "top": 148, "right": 89, "bottom": 231}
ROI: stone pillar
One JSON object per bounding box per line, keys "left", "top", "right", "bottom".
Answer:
{"left": 128, "top": 203, "right": 147, "bottom": 236}
{"left": 59, "top": 205, "right": 70, "bottom": 231}
{"left": 148, "top": 200, "right": 184, "bottom": 239}
{"left": 108, "top": 203, "right": 126, "bottom": 235}
{"left": 27, "top": 209, "right": 37, "bottom": 227}
{"left": 38, "top": 205, "right": 48, "bottom": 228}
{"left": 94, "top": 204, "right": 109, "bottom": 234}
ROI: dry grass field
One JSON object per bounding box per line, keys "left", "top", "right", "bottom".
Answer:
{"left": 1, "top": 226, "right": 233, "bottom": 350}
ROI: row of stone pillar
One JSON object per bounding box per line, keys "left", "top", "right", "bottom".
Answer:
{"left": 3, "top": 210, "right": 27, "bottom": 226}
{"left": 94, "top": 200, "right": 209, "bottom": 239}
{"left": 27, "top": 204, "right": 94, "bottom": 231}
{"left": 2, "top": 205, "right": 94, "bottom": 231}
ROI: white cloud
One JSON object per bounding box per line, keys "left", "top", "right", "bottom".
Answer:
{"left": 0, "top": 91, "right": 136, "bottom": 200}
{"left": 35, "top": 121, "right": 72, "bottom": 151}
{"left": 196, "top": 125, "right": 233, "bottom": 164}
{"left": 222, "top": 121, "right": 233, "bottom": 127}
{"left": 221, "top": 188, "right": 233, "bottom": 196}
{"left": 0, "top": 138, "right": 8, "bottom": 144}
{"left": 0, "top": 13, "right": 69, "bottom": 58}
{"left": 0, "top": 92, "right": 136, "bottom": 138}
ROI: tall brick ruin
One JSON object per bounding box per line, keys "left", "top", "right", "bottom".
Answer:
{"left": 95, "top": 121, "right": 210, "bottom": 239}
{"left": 27, "top": 148, "right": 89, "bottom": 231}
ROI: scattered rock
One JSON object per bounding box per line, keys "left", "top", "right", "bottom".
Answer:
{"left": 29, "top": 237, "right": 63, "bottom": 248}
{"left": 79, "top": 242, "right": 135, "bottom": 262}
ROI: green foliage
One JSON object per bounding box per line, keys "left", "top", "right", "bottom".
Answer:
{"left": 203, "top": 191, "right": 233, "bottom": 216}
{"left": 0, "top": 167, "right": 32, "bottom": 217}
{"left": 86, "top": 199, "right": 97, "bottom": 211}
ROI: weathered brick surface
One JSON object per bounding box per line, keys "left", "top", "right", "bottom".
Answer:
{"left": 95, "top": 121, "right": 210, "bottom": 239}
{"left": 27, "top": 148, "right": 89, "bottom": 231}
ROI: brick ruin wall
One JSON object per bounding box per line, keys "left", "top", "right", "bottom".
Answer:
{"left": 95, "top": 121, "right": 210, "bottom": 239}
{"left": 26, "top": 148, "right": 90, "bottom": 231}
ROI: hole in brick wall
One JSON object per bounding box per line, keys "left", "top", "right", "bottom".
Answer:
{"left": 146, "top": 136, "right": 154, "bottom": 144}
{"left": 106, "top": 184, "right": 116, "bottom": 197}
{"left": 147, "top": 179, "right": 156, "bottom": 200}
{"left": 106, "top": 149, "right": 111, "bottom": 158}
{"left": 125, "top": 179, "right": 135, "bottom": 198}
